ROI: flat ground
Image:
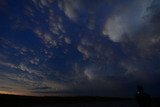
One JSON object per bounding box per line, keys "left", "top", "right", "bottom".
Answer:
{"left": 0, "top": 94, "right": 159, "bottom": 107}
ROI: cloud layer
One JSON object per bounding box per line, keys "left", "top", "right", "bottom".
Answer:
{"left": 0, "top": 0, "right": 160, "bottom": 97}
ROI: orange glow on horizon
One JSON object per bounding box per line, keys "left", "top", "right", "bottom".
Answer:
{"left": 0, "top": 90, "right": 69, "bottom": 97}
{"left": 0, "top": 91, "right": 52, "bottom": 96}
{"left": 0, "top": 91, "right": 29, "bottom": 96}
{"left": 0, "top": 91, "right": 18, "bottom": 95}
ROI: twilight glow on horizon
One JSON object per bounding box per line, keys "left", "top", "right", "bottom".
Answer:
{"left": 0, "top": 0, "right": 160, "bottom": 97}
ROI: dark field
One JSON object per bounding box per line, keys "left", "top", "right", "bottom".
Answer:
{"left": 0, "top": 94, "right": 160, "bottom": 107}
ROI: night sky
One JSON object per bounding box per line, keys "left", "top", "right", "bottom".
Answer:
{"left": 0, "top": 0, "right": 160, "bottom": 97}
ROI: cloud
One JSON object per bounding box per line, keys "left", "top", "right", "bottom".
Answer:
{"left": 0, "top": 66, "right": 70, "bottom": 96}
{"left": 64, "top": 36, "right": 71, "bottom": 44}
{"left": 1, "top": 0, "right": 160, "bottom": 96}
{"left": 87, "top": 16, "right": 96, "bottom": 30}
{"left": 30, "top": 79, "right": 70, "bottom": 96}
{"left": 26, "top": 2, "right": 66, "bottom": 48}
{"left": 72, "top": 0, "right": 160, "bottom": 95}
{"left": 32, "top": 0, "right": 56, "bottom": 9}
{"left": 32, "top": 86, "right": 52, "bottom": 90}
{"left": 84, "top": 67, "right": 95, "bottom": 80}
{"left": 34, "top": 28, "right": 57, "bottom": 47}
{"left": 103, "top": 0, "right": 151, "bottom": 42}
{"left": 77, "top": 36, "right": 122, "bottom": 65}
{"left": 117, "top": 0, "right": 160, "bottom": 90}
{"left": 77, "top": 45, "right": 90, "bottom": 59}
{"left": 29, "top": 57, "right": 40, "bottom": 65}
{"left": 18, "top": 64, "right": 40, "bottom": 75}
{"left": 0, "top": 72, "right": 36, "bottom": 94}
{"left": 0, "top": 37, "right": 29, "bottom": 56}
{"left": 0, "top": 61, "right": 18, "bottom": 69}
{"left": 0, "top": 60, "right": 44, "bottom": 79}
{"left": 0, "top": 86, "right": 12, "bottom": 90}
{"left": 58, "top": 0, "right": 82, "bottom": 22}
{"left": 56, "top": 62, "right": 132, "bottom": 96}
{"left": 48, "top": 10, "right": 66, "bottom": 35}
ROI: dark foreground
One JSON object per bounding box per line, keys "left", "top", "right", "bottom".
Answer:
{"left": 0, "top": 94, "right": 160, "bottom": 107}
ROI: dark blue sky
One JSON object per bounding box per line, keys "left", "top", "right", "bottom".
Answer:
{"left": 0, "top": 0, "right": 160, "bottom": 97}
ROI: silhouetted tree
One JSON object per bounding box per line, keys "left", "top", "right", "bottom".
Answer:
{"left": 136, "top": 85, "right": 151, "bottom": 107}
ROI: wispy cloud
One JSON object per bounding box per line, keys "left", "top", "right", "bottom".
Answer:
{"left": 34, "top": 28, "right": 58, "bottom": 47}
{"left": 26, "top": 1, "right": 66, "bottom": 48}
